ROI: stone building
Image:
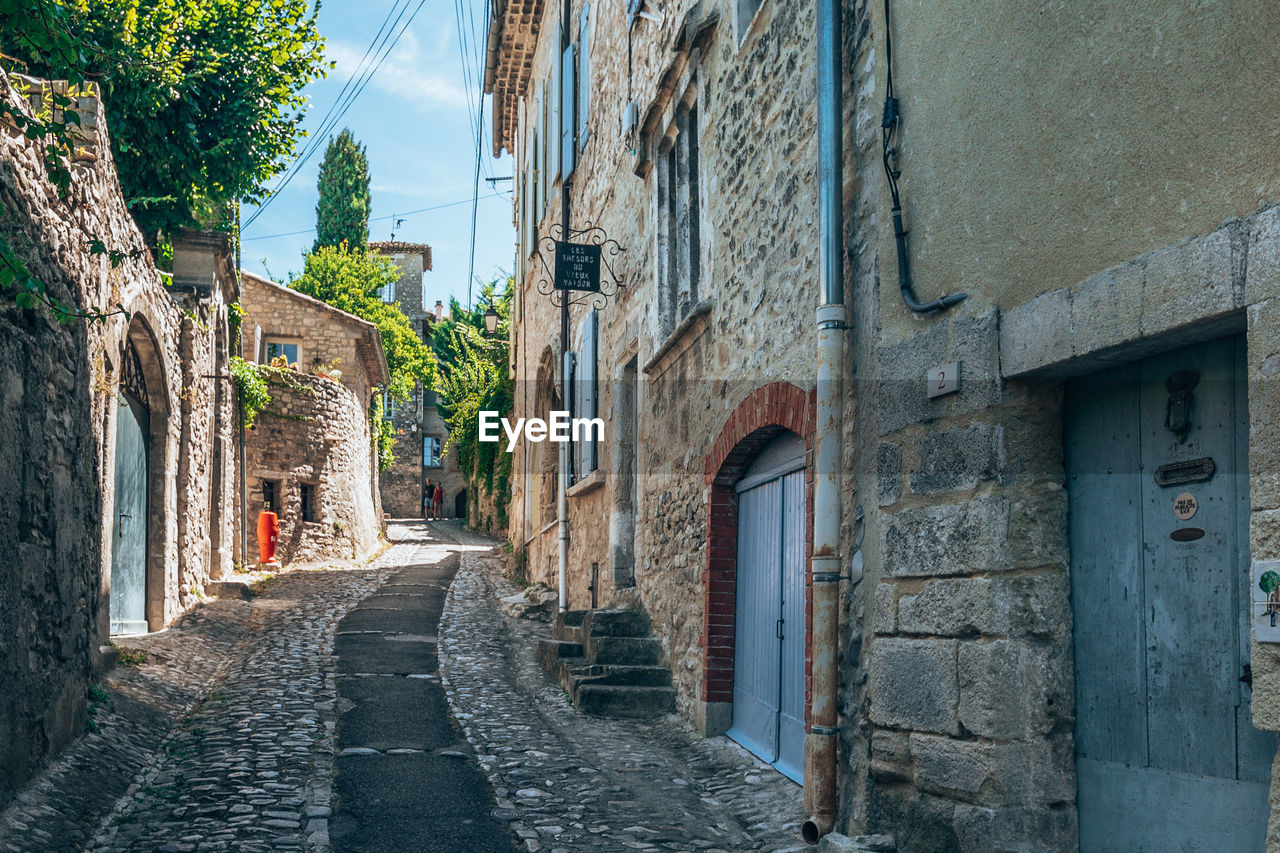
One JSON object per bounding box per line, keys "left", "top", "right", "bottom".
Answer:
{"left": 237, "top": 272, "right": 389, "bottom": 563}
{"left": 0, "top": 73, "right": 237, "bottom": 806}
{"left": 487, "top": 0, "right": 1280, "bottom": 849}
{"left": 369, "top": 241, "right": 467, "bottom": 520}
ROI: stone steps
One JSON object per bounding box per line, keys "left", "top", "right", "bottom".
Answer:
{"left": 574, "top": 684, "right": 676, "bottom": 718}
{"left": 540, "top": 608, "right": 674, "bottom": 718}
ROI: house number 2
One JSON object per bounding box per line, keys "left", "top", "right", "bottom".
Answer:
{"left": 926, "top": 361, "right": 961, "bottom": 399}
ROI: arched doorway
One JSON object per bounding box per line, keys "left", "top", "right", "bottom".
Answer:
{"left": 701, "top": 381, "right": 815, "bottom": 783}
{"left": 110, "top": 339, "right": 151, "bottom": 635}
{"left": 727, "top": 431, "right": 806, "bottom": 782}
{"left": 454, "top": 489, "right": 467, "bottom": 521}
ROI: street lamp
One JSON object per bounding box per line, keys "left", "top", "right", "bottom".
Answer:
{"left": 483, "top": 306, "right": 499, "bottom": 335}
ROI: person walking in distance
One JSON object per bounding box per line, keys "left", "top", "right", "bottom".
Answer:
{"left": 433, "top": 481, "right": 445, "bottom": 520}
{"left": 424, "top": 479, "right": 434, "bottom": 520}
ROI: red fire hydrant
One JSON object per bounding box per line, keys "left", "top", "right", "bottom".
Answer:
{"left": 257, "top": 510, "right": 279, "bottom": 565}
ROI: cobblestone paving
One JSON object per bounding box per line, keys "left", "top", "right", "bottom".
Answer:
{"left": 84, "top": 539, "right": 423, "bottom": 853}
{"left": 0, "top": 529, "right": 433, "bottom": 853}
{"left": 438, "top": 524, "right": 808, "bottom": 853}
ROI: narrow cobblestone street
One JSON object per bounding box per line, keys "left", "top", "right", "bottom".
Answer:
{"left": 0, "top": 522, "right": 806, "bottom": 853}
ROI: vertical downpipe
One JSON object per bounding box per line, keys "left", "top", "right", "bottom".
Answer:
{"left": 557, "top": 0, "right": 573, "bottom": 613}
{"left": 803, "top": 0, "right": 846, "bottom": 841}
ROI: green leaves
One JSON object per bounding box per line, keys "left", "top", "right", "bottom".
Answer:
{"left": 433, "top": 277, "right": 514, "bottom": 526}
{"left": 2, "top": 0, "right": 328, "bottom": 235}
{"left": 230, "top": 355, "right": 271, "bottom": 427}
{"left": 287, "top": 245, "right": 436, "bottom": 403}
{"left": 314, "top": 129, "right": 371, "bottom": 253}
{"left": 1261, "top": 571, "right": 1280, "bottom": 595}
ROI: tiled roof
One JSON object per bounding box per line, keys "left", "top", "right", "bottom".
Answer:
{"left": 369, "top": 241, "right": 432, "bottom": 269}
{"left": 484, "top": 0, "right": 547, "bottom": 156}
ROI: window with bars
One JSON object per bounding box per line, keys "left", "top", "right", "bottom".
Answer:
{"left": 656, "top": 99, "right": 701, "bottom": 337}
{"left": 300, "top": 483, "right": 317, "bottom": 522}
{"left": 261, "top": 479, "right": 280, "bottom": 512}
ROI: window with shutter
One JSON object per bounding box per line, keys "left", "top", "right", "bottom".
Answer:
{"left": 578, "top": 4, "right": 590, "bottom": 149}
{"left": 656, "top": 92, "right": 702, "bottom": 336}
{"left": 575, "top": 310, "right": 598, "bottom": 474}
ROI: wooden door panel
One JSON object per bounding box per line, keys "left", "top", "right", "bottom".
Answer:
{"left": 1067, "top": 364, "right": 1147, "bottom": 766}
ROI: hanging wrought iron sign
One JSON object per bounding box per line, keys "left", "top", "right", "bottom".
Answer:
{"left": 535, "top": 222, "right": 625, "bottom": 310}
{"left": 555, "top": 241, "right": 602, "bottom": 292}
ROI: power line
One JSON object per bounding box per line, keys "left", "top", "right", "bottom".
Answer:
{"left": 243, "top": 190, "right": 508, "bottom": 241}
{"left": 241, "top": 0, "right": 411, "bottom": 228}
{"left": 243, "top": 0, "right": 429, "bottom": 230}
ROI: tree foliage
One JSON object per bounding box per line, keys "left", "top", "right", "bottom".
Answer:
{"left": 433, "top": 278, "right": 513, "bottom": 529}
{"left": 287, "top": 244, "right": 434, "bottom": 402}
{"left": 0, "top": 1, "right": 138, "bottom": 321}
{"left": 2, "top": 0, "right": 329, "bottom": 236}
{"left": 313, "top": 129, "right": 370, "bottom": 253}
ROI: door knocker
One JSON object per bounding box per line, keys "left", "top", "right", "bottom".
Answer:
{"left": 1164, "top": 370, "right": 1199, "bottom": 443}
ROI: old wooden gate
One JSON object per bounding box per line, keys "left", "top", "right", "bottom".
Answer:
{"left": 110, "top": 390, "right": 149, "bottom": 635}
{"left": 1066, "top": 335, "right": 1274, "bottom": 851}
{"left": 728, "top": 432, "right": 806, "bottom": 783}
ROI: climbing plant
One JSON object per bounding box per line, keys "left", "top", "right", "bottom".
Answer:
{"left": 229, "top": 355, "right": 270, "bottom": 427}
{"left": 369, "top": 393, "right": 395, "bottom": 472}
{"left": 434, "top": 277, "right": 513, "bottom": 528}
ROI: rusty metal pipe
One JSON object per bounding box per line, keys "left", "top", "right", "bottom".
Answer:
{"left": 804, "top": 0, "right": 847, "bottom": 838}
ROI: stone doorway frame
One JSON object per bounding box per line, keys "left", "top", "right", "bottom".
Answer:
{"left": 698, "top": 382, "right": 815, "bottom": 737}
{"left": 117, "top": 314, "right": 172, "bottom": 633}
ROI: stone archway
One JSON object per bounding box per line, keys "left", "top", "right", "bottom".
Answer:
{"left": 109, "top": 315, "right": 172, "bottom": 634}
{"left": 699, "top": 382, "right": 815, "bottom": 737}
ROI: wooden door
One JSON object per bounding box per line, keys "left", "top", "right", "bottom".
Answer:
{"left": 728, "top": 432, "right": 806, "bottom": 783}
{"left": 110, "top": 392, "right": 149, "bottom": 635}
{"left": 1067, "top": 335, "right": 1274, "bottom": 851}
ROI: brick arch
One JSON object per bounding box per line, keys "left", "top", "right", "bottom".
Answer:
{"left": 700, "top": 382, "right": 816, "bottom": 727}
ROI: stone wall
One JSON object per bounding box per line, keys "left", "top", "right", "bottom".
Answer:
{"left": 502, "top": 0, "right": 822, "bottom": 719}
{"left": 379, "top": 388, "right": 466, "bottom": 519}
{"left": 495, "top": 0, "right": 1280, "bottom": 847}
{"left": 241, "top": 371, "right": 382, "bottom": 564}
{"left": 0, "top": 72, "right": 236, "bottom": 808}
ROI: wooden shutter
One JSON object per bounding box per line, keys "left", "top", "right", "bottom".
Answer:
{"left": 550, "top": 32, "right": 561, "bottom": 187}
{"left": 561, "top": 43, "right": 576, "bottom": 178}
{"left": 578, "top": 310, "right": 598, "bottom": 472}
{"left": 578, "top": 4, "right": 590, "bottom": 149}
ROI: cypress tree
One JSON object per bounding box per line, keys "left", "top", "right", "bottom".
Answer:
{"left": 313, "top": 129, "right": 371, "bottom": 252}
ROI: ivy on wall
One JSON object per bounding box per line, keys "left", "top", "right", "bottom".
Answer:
{"left": 434, "top": 278, "right": 513, "bottom": 530}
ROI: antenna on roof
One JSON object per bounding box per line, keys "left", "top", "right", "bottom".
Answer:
{"left": 390, "top": 217, "right": 404, "bottom": 241}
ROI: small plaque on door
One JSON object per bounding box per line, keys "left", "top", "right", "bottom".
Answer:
{"left": 1253, "top": 560, "right": 1280, "bottom": 643}
{"left": 1153, "top": 457, "right": 1215, "bottom": 488}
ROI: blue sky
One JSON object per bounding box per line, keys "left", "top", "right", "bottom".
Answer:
{"left": 238, "top": 0, "right": 513, "bottom": 311}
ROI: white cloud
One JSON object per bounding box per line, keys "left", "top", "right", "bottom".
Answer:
{"left": 326, "top": 26, "right": 475, "bottom": 111}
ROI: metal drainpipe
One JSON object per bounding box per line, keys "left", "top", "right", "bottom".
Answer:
{"left": 802, "top": 0, "right": 846, "bottom": 841}
{"left": 557, "top": 0, "right": 573, "bottom": 613}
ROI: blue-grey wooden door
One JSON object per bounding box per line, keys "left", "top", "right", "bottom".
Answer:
{"left": 1067, "top": 335, "right": 1274, "bottom": 852}
{"left": 728, "top": 432, "right": 805, "bottom": 783}
{"left": 110, "top": 392, "right": 148, "bottom": 635}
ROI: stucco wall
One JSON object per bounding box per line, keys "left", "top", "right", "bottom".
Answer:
{"left": 876, "top": 0, "right": 1280, "bottom": 319}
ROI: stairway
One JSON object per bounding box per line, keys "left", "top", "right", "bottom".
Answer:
{"left": 536, "top": 609, "right": 676, "bottom": 718}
